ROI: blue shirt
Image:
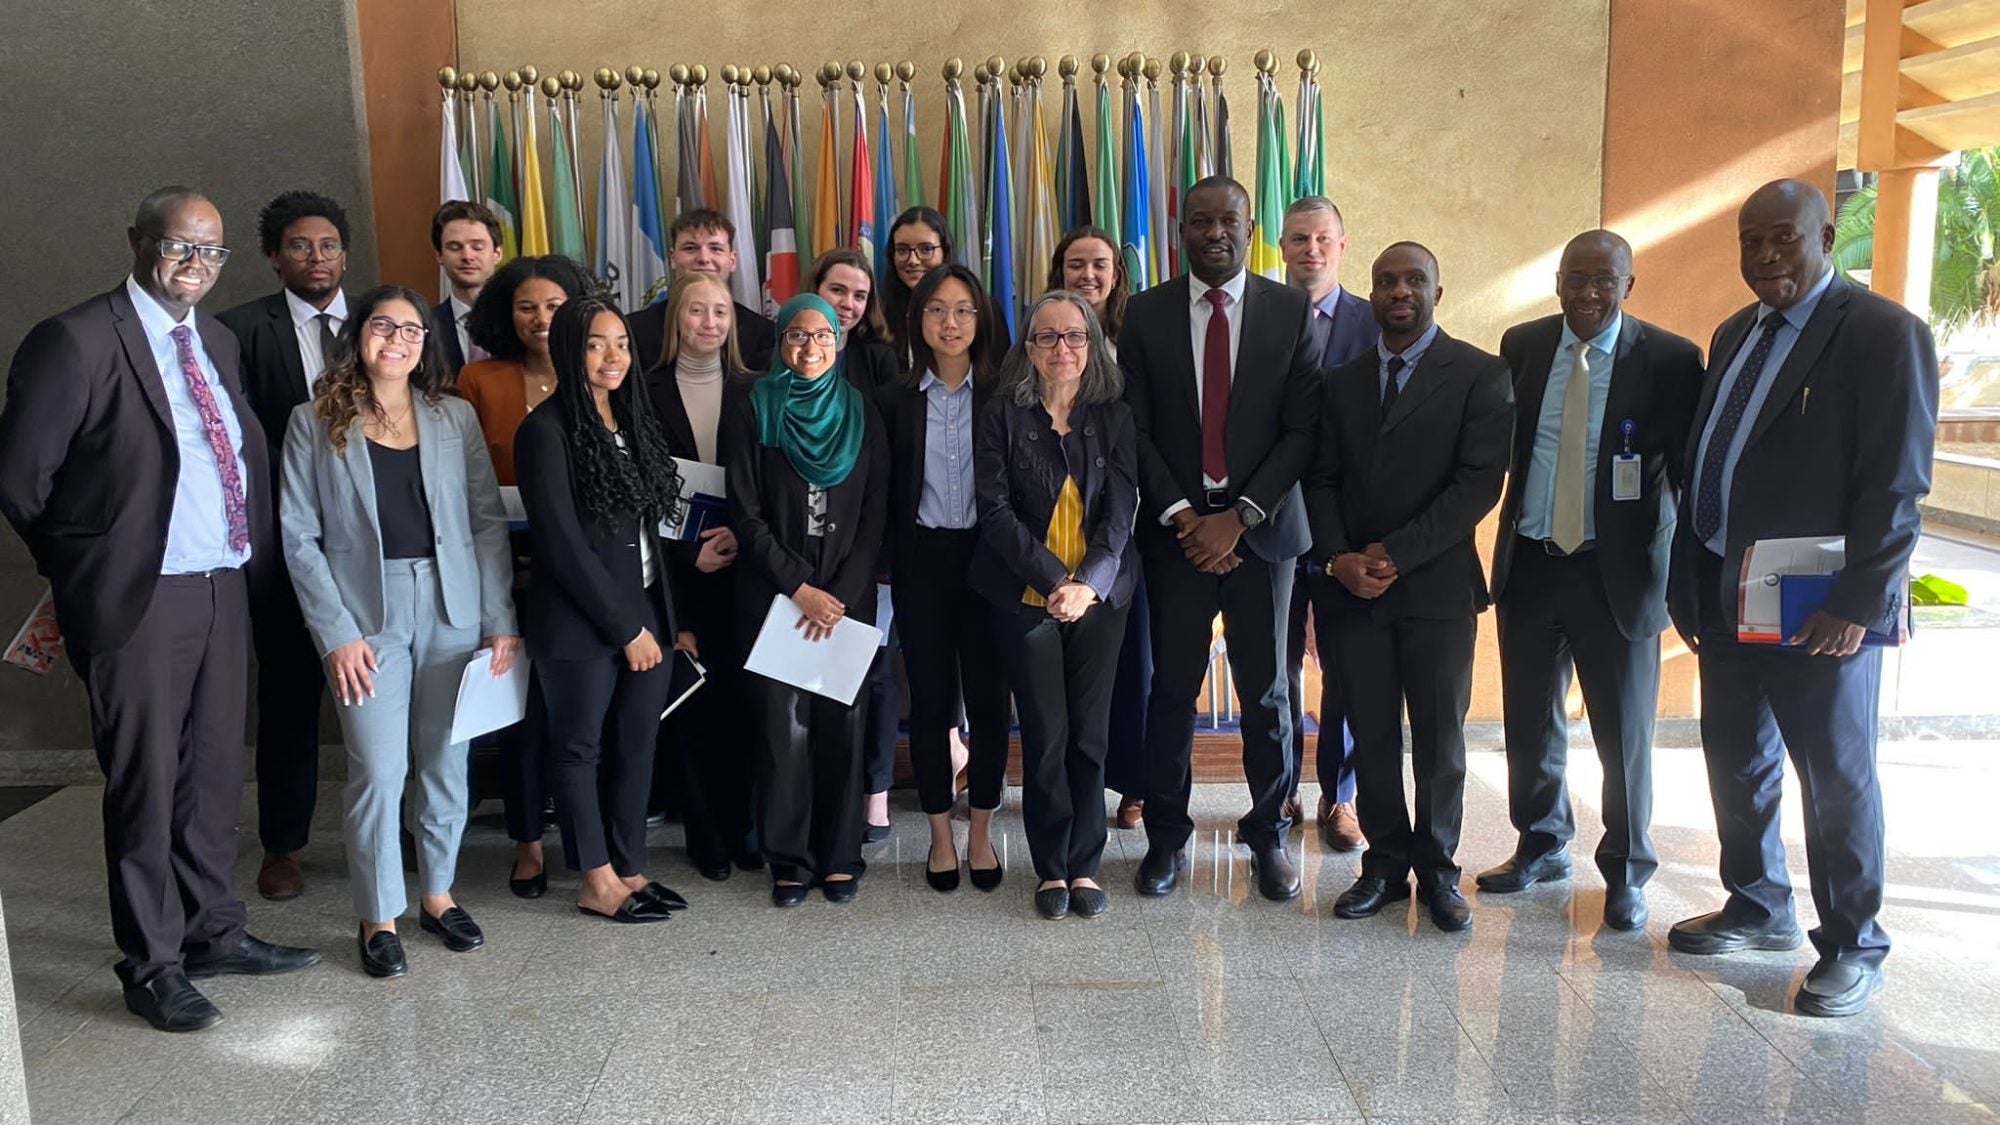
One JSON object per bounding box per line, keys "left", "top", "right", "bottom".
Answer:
{"left": 1692, "top": 268, "right": 1835, "bottom": 553}
{"left": 1377, "top": 322, "right": 1440, "bottom": 399}
{"left": 915, "top": 368, "right": 977, "bottom": 529}
{"left": 1518, "top": 314, "right": 1621, "bottom": 541}
{"left": 126, "top": 277, "right": 252, "bottom": 574}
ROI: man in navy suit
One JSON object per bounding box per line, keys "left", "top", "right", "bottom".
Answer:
{"left": 1666, "top": 180, "right": 1938, "bottom": 1017}
{"left": 1277, "top": 195, "right": 1377, "bottom": 854}
{"left": 429, "top": 200, "right": 504, "bottom": 380}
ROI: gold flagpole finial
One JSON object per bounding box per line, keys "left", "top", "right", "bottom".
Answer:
{"left": 438, "top": 66, "right": 458, "bottom": 90}
{"left": 1058, "top": 55, "right": 1079, "bottom": 80}
{"left": 690, "top": 63, "right": 709, "bottom": 86}
{"left": 595, "top": 67, "right": 620, "bottom": 93}
{"left": 722, "top": 64, "right": 740, "bottom": 85}
{"left": 478, "top": 70, "right": 500, "bottom": 92}
{"left": 756, "top": 65, "right": 775, "bottom": 86}
{"left": 847, "top": 60, "right": 867, "bottom": 84}
{"left": 1090, "top": 53, "right": 1110, "bottom": 77}
{"left": 503, "top": 71, "right": 523, "bottom": 92}
{"left": 1207, "top": 56, "right": 1227, "bottom": 78}
{"left": 896, "top": 61, "right": 916, "bottom": 84}
{"left": 943, "top": 57, "right": 964, "bottom": 82}
{"left": 1253, "top": 50, "right": 1274, "bottom": 75}
{"left": 641, "top": 69, "right": 661, "bottom": 91}
{"left": 1143, "top": 57, "right": 1163, "bottom": 83}
{"left": 519, "top": 64, "right": 539, "bottom": 85}
{"left": 538, "top": 75, "right": 562, "bottom": 100}
{"left": 874, "top": 62, "right": 893, "bottom": 85}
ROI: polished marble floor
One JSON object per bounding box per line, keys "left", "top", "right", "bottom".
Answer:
{"left": 4, "top": 740, "right": 1999, "bottom": 1125}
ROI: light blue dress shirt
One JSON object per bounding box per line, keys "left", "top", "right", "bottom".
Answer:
{"left": 916, "top": 368, "right": 977, "bottom": 529}
{"left": 1377, "top": 322, "right": 1440, "bottom": 399}
{"left": 1518, "top": 314, "right": 1621, "bottom": 541}
{"left": 126, "top": 277, "right": 252, "bottom": 574}
{"left": 1692, "top": 267, "right": 1835, "bottom": 553}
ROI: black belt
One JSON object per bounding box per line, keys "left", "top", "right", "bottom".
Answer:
{"left": 1521, "top": 535, "right": 1594, "bottom": 558}
{"left": 164, "top": 565, "right": 244, "bottom": 579}
{"left": 1202, "top": 487, "right": 1230, "bottom": 510}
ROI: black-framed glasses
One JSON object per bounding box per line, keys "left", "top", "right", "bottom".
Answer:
{"left": 1558, "top": 272, "right": 1627, "bottom": 293}
{"left": 365, "top": 317, "right": 429, "bottom": 343}
{"left": 151, "top": 237, "right": 231, "bottom": 267}
{"left": 282, "top": 238, "right": 346, "bottom": 261}
{"left": 782, "top": 328, "right": 837, "bottom": 347}
{"left": 892, "top": 243, "right": 942, "bottom": 261}
{"left": 1027, "top": 329, "right": 1090, "bottom": 351}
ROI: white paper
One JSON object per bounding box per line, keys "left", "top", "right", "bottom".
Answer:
{"left": 449, "top": 647, "right": 532, "bottom": 743}
{"left": 874, "top": 582, "right": 894, "bottom": 646}
{"left": 1737, "top": 536, "right": 1845, "bottom": 644}
{"left": 498, "top": 486, "right": 528, "bottom": 524}
{"left": 660, "top": 458, "right": 728, "bottom": 541}
{"left": 662, "top": 652, "right": 708, "bottom": 719}
{"left": 743, "top": 593, "right": 883, "bottom": 705}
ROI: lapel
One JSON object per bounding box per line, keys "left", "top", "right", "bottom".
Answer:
{"left": 434, "top": 300, "right": 467, "bottom": 373}
{"left": 1075, "top": 402, "right": 1105, "bottom": 519}
{"left": 1744, "top": 276, "right": 1847, "bottom": 447}
{"left": 1595, "top": 318, "right": 1645, "bottom": 497}
{"left": 1155, "top": 276, "right": 1200, "bottom": 421}
{"left": 1381, "top": 329, "right": 1453, "bottom": 434}
{"left": 1513, "top": 319, "right": 1562, "bottom": 472}
{"left": 1231, "top": 276, "right": 1273, "bottom": 425}
{"left": 416, "top": 404, "right": 444, "bottom": 525}
{"left": 268, "top": 293, "right": 309, "bottom": 406}
{"left": 106, "top": 287, "right": 174, "bottom": 430}
{"left": 1688, "top": 307, "right": 1755, "bottom": 471}
{"left": 343, "top": 419, "right": 382, "bottom": 542}
{"left": 654, "top": 362, "right": 701, "bottom": 459}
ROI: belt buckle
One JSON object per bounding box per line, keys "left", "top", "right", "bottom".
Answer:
{"left": 1203, "top": 488, "right": 1230, "bottom": 510}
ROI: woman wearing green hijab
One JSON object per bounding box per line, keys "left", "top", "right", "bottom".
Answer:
{"left": 725, "top": 293, "right": 890, "bottom": 908}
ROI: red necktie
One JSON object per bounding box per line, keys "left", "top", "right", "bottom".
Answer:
{"left": 1201, "top": 288, "right": 1231, "bottom": 482}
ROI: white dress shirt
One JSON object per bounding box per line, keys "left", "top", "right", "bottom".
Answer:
{"left": 1160, "top": 269, "right": 1249, "bottom": 524}
{"left": 286, "top": 288, "right": 349, "bottom": 394}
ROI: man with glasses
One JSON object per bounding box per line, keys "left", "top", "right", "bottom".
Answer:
{"left": 1477, "top": 230, "right": 1703, "bottom": 933}
{"left": 218, "top": 190, "right": 353, "bottom": 902}
{"left": 0, "top": 186, "right": 320, "bottom": 1033}
{"left": 628, "top": 208, "right": 776, "bottom": 373}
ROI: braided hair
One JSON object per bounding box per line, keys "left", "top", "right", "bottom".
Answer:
{"left": 545, "top": 294, "right": 683, "bottom": 530}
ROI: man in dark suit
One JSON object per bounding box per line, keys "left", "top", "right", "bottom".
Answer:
{"left": 627, "top": 209, "right": 776, "bottom": 372}
{"left": 1277, "top": 194, "right": 1378, "bottom": 854}
{"left": 1121, "top": 176, "right": 1319, "bottom": 902}
{"left": 1666, "top": 180, "right": 1937, "bottom": 1017}
{"left": 429, "top": 199, "right": 504, "bottom": 380}
{"left": 1476, "top": 230, "right": 1704, "bottom": 932}
{"left": 218, "top": 190, "right": 352, "bottom": 901}
{"left": 0, "top": 187, "right": 319, "bottom": 1032}
{"left": 1306, "top": 241, "right": 1513, "bottom": 932}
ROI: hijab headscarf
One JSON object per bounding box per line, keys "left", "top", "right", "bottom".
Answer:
{"left": 749, "top": 293, "right": 865, "bottom": 488}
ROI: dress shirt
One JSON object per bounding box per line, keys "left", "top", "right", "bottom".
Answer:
{"left": 1518, "top": 314, "right": 1621, "bottom": 541}
{"left": 916, "top": 368, "right": 978, "bottom": 529}
{"left": 286, "top": 287, "right": 348, "bottom": 394}
{"left": 1159, "top": 269, "right": 1249, "bottom": 524}
{"left": 1692, "top": 267, "right": 1835, "bottom": 553}
{"left": 1377, "top": 322, "right": 1439, "bottom": 399}
{"left": 1308, "top": 285, "right": 1343, "bottom": 358}
{"left": 449, "top": 294, "right": 475, "bottom": 366}
{"left": 126, "top": 276, "right": 252, "bottom": 574}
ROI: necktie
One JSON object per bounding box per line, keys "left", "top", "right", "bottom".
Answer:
{"left": 1693, "top": 313, "right": 1784, "bottom": 543}
{"left": 317, "top": 313, "right": 341, "bottom": 386}
{"left": 1308, "top": 308, "right": 1334, "bottom": 368}
{"left": 170, "top": 326, "right": 250, "bottom": 554}
{"left": 1201, "top": 288, "right": 1231, "bottom": 483}
{"left": 463, "top": 313, "right": 490, "bottom": 363}
{"left": 1550, "top": 341, "right": 1592, "bottom": 553}
{"left": 1381, "top": 355, "right": 1406, "bottom": 415}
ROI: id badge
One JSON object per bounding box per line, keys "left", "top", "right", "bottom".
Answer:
{"left": 1610, "top": 453, "right": 1641, "bottom": 502}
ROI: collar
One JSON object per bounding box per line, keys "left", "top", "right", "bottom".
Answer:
{"left": 1377, "top": 322, "right": 1440, "bottom": 368}
{"left": 1557, "top": 312, "right": 1622, "bottom": 356}
{"left": 126, "top": 275, "right": 192, "bottom": 333}
{"left": 285, "top": 287, "right": 348, "bottom": 330}
{"left": 918, "top": 368, "right": 975, "bottom": 394}
{"left": 1189, "top": 269, "right": 1248, "bottom": 310}
{"left": 449, "top": 293, "right": 475, "bottom": 323}
{"left": 1311, "top": 285, "right": 1344, "bottom": 320}
{"left": 1758, "top": 267, "right": 1836, "bottom": 332}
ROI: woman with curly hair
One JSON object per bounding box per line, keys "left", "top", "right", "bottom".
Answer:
{"left": 516, "top": 294, "right": 694, "bottom": 923}
{"left": 278, "top": 285, "right": 518, "bottom": 976}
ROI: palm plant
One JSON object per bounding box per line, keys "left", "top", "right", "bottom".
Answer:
{"left": 1834, "top": 147, "right": 2000, "bottom": 338}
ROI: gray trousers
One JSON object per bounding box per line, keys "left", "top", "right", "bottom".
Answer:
{"left": 332, "top": 558, "right": 481, "bottom": 922}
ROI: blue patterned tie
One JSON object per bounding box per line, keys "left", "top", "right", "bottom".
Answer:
{"left": 1693, "top": 313, "right": 1783, "bottom": 543}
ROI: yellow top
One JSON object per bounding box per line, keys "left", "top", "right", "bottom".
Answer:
{"left": 1023, "top": 475, "right": 1086, "bottom": 606}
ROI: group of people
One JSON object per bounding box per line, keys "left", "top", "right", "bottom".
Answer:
{"left": 0, "top": 167, "right": 1936, "bottom": 1033}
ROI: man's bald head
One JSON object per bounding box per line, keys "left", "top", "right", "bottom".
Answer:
{"left": 1737, "top": 178, "right": 1834, "bottom": 310}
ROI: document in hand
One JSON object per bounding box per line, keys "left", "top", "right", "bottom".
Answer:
{"left": 3, "top": 586, "right": 63, "bottom": 675}
{"left": 1737, "top": 537, "right": 1909, "bottom": 647}
{"left": 498, "top": 485, "right": 529, "bottom": 526}
{"left": 449, "top": 647, "right": 533, "bottom": 743}
{"left": 663, "top": 650, "right": 707, "bottom": 719}
{"left": 660, "top": 458, "right": 727, "bottom": 542}
{"left": 743, "top": 593, "right": 883, "bottom": 705}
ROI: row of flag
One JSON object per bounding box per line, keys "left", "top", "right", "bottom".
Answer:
{"left": 436, "top": 54, "right": 1329, "bottom": 324}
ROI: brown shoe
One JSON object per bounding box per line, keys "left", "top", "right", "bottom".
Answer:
{"left": 1282, "top": 792, "right": 1303, "bottom": 824}
{"left": 1115, "top": 795, "right": 1144, "bottom": 830}
{"left": 257, "top": 853, "right": 304, "bottom": 901}
{"left": 1318, "top": 798, "right": 1365, "bottom": 853}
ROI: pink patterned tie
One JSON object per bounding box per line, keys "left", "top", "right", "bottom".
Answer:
{"left": 170, "top": 326, "right": 250, "bottom": 554}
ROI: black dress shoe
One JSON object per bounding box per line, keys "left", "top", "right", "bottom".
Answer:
{"left": 925, "top": 846, "right": 961, "bottom": 893}
{"left": 696, "top": 862, "right": 732, "bottom": 882}
{"left": 1034, "top": 886, "right": 1071, "bottom": 920}
{"left": 1333, "top": 875, "right": 1410, "bottom": 919}
{"left": 863, "top": 822, "right": 893, "bottom": 844}
{"left": 968, "top": 862, "right": 1004, "bottom": 892}
{"left": 771, "top": 882, "right": 811, "bottom": 908}
{"left": 1667, "top": 910, "right": 1805, "bottom": 955}
{"left": 1795, "top": 958, "right": 1884, "bottom": 1017}
{"left": 823, "top": 877, "right": 860, "bottom": 903}
{"left": 124, "top": 971, "right": 222, "bottom": 1033}
{"left": 579, "top": 893, "right": 672, "bottom": 924}
{"left": 1069, "top": 885, "right": 1108, "bottom": 918}
{"left": 358, "top": 927, "right": 408, "bottom": 978}
{"left": 1603, "top": 885, "right": 1648, "bottom": 931}
{"left": 418, "top": 906, "right": 485, "bottom": 952}
{"left": 1134, "top": 847, "right": 1185, "bottom": 897}
{"left": 1474, "top": 848, "right": 1572, "bottom": 894}
{"left": 1249, "top": 846, "right": 1301, "bottom": 902}
{"left": 638, "top": 881, "right": 689, "bottom": 911}
{"left": 508, "top": 869, "right": 548, "bottom": 899}
{"left": 1416, "top": 881, "right": 1474, "bottom": 932}
{"left": 183, "top": 935, "right": 321, "bottom": 979}
{"left": 734, "top": 852, "right": 766, "bottom": 872}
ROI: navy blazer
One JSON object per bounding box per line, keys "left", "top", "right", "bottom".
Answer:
{"left": 1666, "top": 275, "right": 1938, "bottom": 639}
{"left": 1312, "top": 286, "right": 1381, "bottom": 375}
{"left": 970, "top": 394, "right": 1140, "bottom": 611}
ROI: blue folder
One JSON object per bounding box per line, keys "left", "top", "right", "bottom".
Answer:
{"left": 1777, "top": 574, "right": 1906, "bottom": 648}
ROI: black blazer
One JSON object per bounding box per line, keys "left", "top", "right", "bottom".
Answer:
{"left": 1305, "top": 328, "right": 1514, "bottom": 621}
{"left": 514, "top": 405, "right": 680, "bottom": 660}
{"left": 644, "top": 359, "right": 756, "bottom": 614}
{"left": 1118, "top": 273, "right": 1319, "bottom": 561}
{"left": 970, "top": 395, "right": 1140, "bottom": 611}
{"left": 1667, "top": 275, "right": 1938, "bottom": 639}
{"left": 629, "top": 297, "right": 776, "bottom": 376}
{"left": 217, "top": 290, "right": 339, "bottom": 462}
{"left": 876, "top": 373, "right": 996, "bottom": 583}
{"left": 1491, "top": 315, "right": 1704, "bottom": 640}
{"left": 843, "top": 335, "right": 903, "bottom": 394}
{"left": 0, "top": 285, "right": 275, "bottom": 653}
{"left": 430, "top": 298, "right": 467, "bottom": 381}
{"left": 722, "top": 389, "right": 889, "bottom": 631}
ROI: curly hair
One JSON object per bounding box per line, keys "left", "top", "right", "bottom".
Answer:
{"left": 654, "top": 272, "right": 746, "bottom": 375}
{"left": 880, "top": 206, "right": 951, "bottom": 346}
{"left": 547, "top": 295, "right": 684, "bottom": 530}
{"left": 313, "top": 285, "right": 454, "bottom": 454}
{"left": 465, "top": 254, "right": 595, "bottom": 361}
{"left": 1045, "top": 226, "right": 1130, "bottom": 340}
{"left": 258, "top": 190, "right": 351, "bottom": 256}
{"left": 808, "top": 248, "right": 888, "bottom": 342}
{"left": 903, "top": 263, "right": 999, "bottom": 390}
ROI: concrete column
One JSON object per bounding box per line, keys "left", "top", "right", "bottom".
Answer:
{"left": 1871, "top": 164, "right": 1942, "bottom": 322}
{"left": 0, "top": 894, "right": 29, "bottom": 1125}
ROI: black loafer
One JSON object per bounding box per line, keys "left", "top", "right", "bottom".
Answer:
{"left": 1667, "top": 910, "right": 1805, "bottom": 955}
{"left": 1134, "top": 847, "right": 1186, "bottom": 897}
{"left": 1035, "top": 886, "right": 1071, "bottom": 920}
{"left": 1249, "top": 845, "right": 1301, "bottom": 902}
{"left": 508, "top": 869, "right": 548, "bottom": 899}
{"left": 772, "top": 882, "right": 811, "bottom": 908}
{"left": 638, "top": 881, "right": 689, "bottom": 911}
{"left": 1795, "top": 958, "right": 1884, "bottom": 1018}
{"left": 579, "top": 893, "right": 672, "bottom": 924}
{"left": 1603, "top": 885, "right": 1649, "bottom": 931}
{"left": 124, "top": 971, "right": 222, "bottom": 1033}
{"left": 733, "top": 853, "right": 766, "bottom": 872}
{"left": 696, "top": 862, "right": 731, "bottom": 882}
{"left": 1069, "top": 885, "right": 1108, "bottom": 918}
{"left": 183, "top": 935, "right": 321, "bottom": 979}
{"left": 1333, "top": 875, "right": 1410, "bottom": 919}
{"left": 863, "top": 822, "right": 893, "bottom": 844}
{"left": 358, "top": 927, "right": 408, "bottom": 978}
{"left": 418, "top": 906, "right": 485, "bottom": 952}
{"left": 1475, "top": 848, "right": 1573, "bottom": 894}
{"left": 1416, "top": 881, "right": 1474, "bottom": 932}
{"left": 823, "top": 877, "right": 860, "bottom": 904}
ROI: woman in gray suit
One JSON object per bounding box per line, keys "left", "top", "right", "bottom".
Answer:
{"left": 279, "top": 284, "right": 518, "bottom": 978}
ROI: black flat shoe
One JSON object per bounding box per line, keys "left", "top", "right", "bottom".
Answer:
{"left": 1069, "top": 885, "right": 1108, "bottom": 918}
{"left": 1416, "top": 881, "right": 1474, "bottom": 932}
{"left": 1667, "top": 910, "right": 1805, "bottom": 955}
{"left": 124, "top": 971, "right": 222, "bottom": 1033}
{"left": 509, "top": 869, "right": 548, "bottom": 899}
{"left": 1134, "top": 847, "right": 1185, "bottom": 897}
{"left": 863, "top": 822, "right": 892, "bottom": 844}
{"left": 418, "top": 906, "right": 485, "bottom": 952}
{"left": 696, "top": 862, "right": 731, "bottom": 882}
{"left": 734, "top": 853, "right": 766, "bottom": 872}
{"left": 1035, "top": 886, "right": 1071, "bottom": 920}
{"left": 968, "top": 861, "right": 1004, "bottom": 892}
{"left": 1333, "top": 875, "right": 1410, "bottom": 919}
{"left": 183, "top": 935, "right": 321, "bottom": 979}
{"left": 1475, "top": 848, "right": 1573, "bottom": 894}
{"left": 578, "top": 893, "right": 672, "bottom": 924}
{"left": 925, "top": 846, "right": 961, "bottom": 893}
{"left": 823, "top": 877, "right": 860, "bottom": 904}
{"left": 772, "top": 882, "right": 811, "bottom": 908}
{"left": 358, "top": 927, "right": 407, "bottom": 978}
{"left": 637, "top": 881, "right": 689, "bottom": 911}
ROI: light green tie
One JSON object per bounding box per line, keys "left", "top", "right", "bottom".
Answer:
{"left": 1550, "top": 341, "right": 1591, "bottom": 554}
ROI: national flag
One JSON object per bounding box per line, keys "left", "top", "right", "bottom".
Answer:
{"left": 547, "top": 96, "right": 587, "bottom": 261}
{"left": 942, "top": 74, "right": 980, "bottom": 271}
{"left": 594, "top": 91, "right": 633, "bottom": 307}
{"left": 1171, "top": 70, "right": 1198, "bottom": 276}
{"left": 874, "top": 78, "right": 900, "bottom": 281}
{"left": 1145, "top": 67, "right": 1169, "bottom": 287}
{"left": 696, "top": 85, "right": 719, "bottom": 212}
{"left": 982, "top": 83, "right": 1017, "bottom": 340}
{"left": 813, "top": 80, "right": 841, "bottom": 258}
{"left": 458, "top": 91, "right": 482, "bottom": 201}
{"left": 1213, "top": 74, "right": 1234, "bottom": 182}
{"left": 630, "top": 90, "right": 669, "bottom": 307}
{"left": 786, "top": 76, "right": 811, "bottom": 267}
{"left": 1249, "top": 73, "right": 1286, "bottom": 282}
{"left": 1295, "top": 70, "right": 1324, "bottom": 200}
{"left": 1058, "top": 73, "right": 1090, "bottom": 231}
{"left": 484, "top": 96, "right": 519, "bottom": 259}
{"left": 517, "top": 88, "right": 550, "bottom": 257}
{"left": 1020, "top": 78, "right": 1059, "bottom": 308}
{"left": 848, "top": 72, "right": 877, "bottom": 272}
{"left": 901, "top": 76, "right": 923, "bottom": 210}
{"left": 763, "top": 83, "right": 800, "bottom": 313}
{"left": 724, "top": 80, "right": 763, "bottom": 310}
{"left": 441, "top": 88, "right": 471, "bottom": 204}
{"left": 675, "top": 81, "right": 701, "bottom": 213}
{"left": 1093, "top": 70, "right": 1119, "bottom": 238}
{"left": 1120, "top": 75, "right": 1152, "bottom": 292}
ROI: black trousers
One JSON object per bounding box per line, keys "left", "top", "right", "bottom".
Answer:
{"left": 1694, "top": 549, "right": 1889, "bottom": 968}
{"left": 1328, "top": 607, "right": 1477, "bottom": 887}
{"left": 541, "top": 644, "right": 672, "bottom": 877}
{"left": 1286, "top": 566, "right": 1357, "bottom": 804}
{"left": 1496, "top": 542, "right": 1660, "bottom": 887}
{"left": 1103, "top": 570, "right": 1151, "bottom": 799}
{"left": 499, "top": 671, "right": 554, "bottom": 845}
{"left": 251, "top": 586, "right": 326, "bottom": 855}
{"left": 751, "top": 672, "right": 868, "bottom": 882}
{"left": 73, "top": 570, "right": 251, "bottom": 987}
{"left": 993, "top": 600, "right": 1129, "bottom": 881}
{"left": 897, "top": 528, "right": 1012, "bottom": 814}
{"left": 658, "top": 570, "right": 756, "bottom": 868}
{"left": 1140, "top": 539, "right": 1295, "bottom": 851}
{"left": 861, "top": 616, "right": 900, "bottom": 795}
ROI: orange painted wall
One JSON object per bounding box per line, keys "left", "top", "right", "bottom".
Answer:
{"left": 356, "top": 0, "right": 458, "bottom": 298}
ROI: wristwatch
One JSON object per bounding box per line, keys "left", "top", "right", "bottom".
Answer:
{"left": 1232, "top": 498, "right": 1264, "bottom": 529}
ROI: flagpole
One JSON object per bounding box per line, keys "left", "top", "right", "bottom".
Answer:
{"left": 1210, "top": 56, "right": 1232, "bottom": 182}
{"left": 898, "top": 61, "right": 922, "bottom": 209}
{"left": 457, "top": 71, "right": 482, "bottom": 202}
{"left": 1144, "top": 56, "right": 1168, "bottom": 287}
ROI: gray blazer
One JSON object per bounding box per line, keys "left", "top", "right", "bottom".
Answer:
{"left": 279, "top": 395, "right": 516, "bottom": 656}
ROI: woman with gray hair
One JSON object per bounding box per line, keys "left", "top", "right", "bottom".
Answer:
{"left": 968, "top": 290, "right": 1140, "bottom": 920}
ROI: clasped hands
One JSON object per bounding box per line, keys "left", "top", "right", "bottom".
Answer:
{"left": 1172, "top": 508, "right": 1244, "bottom": 574}
{"left": 1045, "top": 581, "right": 1098, "bottom": 623}
{"left": 1328, "top": 542, "right": 1398, "bottom": 599}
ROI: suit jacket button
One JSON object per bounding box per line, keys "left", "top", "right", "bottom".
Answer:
{"left": 1095, "top": 457, "right": 1105, "bottom": 467}
{"left": 1084, "top": 425, "right": 1095, "bottom": 436}
{"left": 1027, "top": 430, "right": 1039, "bottom": 440}
{"left": 825, "top": 521, "right": 837, "bottom": 533}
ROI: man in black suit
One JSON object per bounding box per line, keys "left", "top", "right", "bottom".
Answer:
{"left": 1666, "top": 180, "right": 1937, "bottom": 1017}
{"left": 1477, "top": 230, "right": 1704, "bottom": 932}
{"left": 0, "top": 187, "right": 319, "bottom": 1032}
{"left": 430, "top": 199, "right": 504, "bottom": 379}
{"left": 218, "top": 190, "right": 352, "bottom": 901}
{"left": 1306, "top": 241, "right": 1513, "bottom": 932}
{"left": 627, "top": 208, "right": 777, "bottom": 372}
{"left": 1121, "top": 176, "right": 1319, "bottom": 902}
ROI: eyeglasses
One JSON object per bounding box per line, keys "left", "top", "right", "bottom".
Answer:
{"left": 892, "top": 243, "right": 942, "bottom": 261}
{"left": 1027, "top": 330, "right": 1090, "bottom": 351}
{"left": 151, "top": 237, "right": 232, "bottom": 267}
{"left": 923, "top": 304, "right": 979, "bottom": 323}
{"left": 1558, "top": 272, "right": 1627, "bottom": 293}
{"left": 365, "top": 317, "right": 429, "bottom": 343}
{"left": 782, "top": 328, "right": 838, "bottom": 347}
{"left": 283, "top": 239, "right": 346, "bottom": 261}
